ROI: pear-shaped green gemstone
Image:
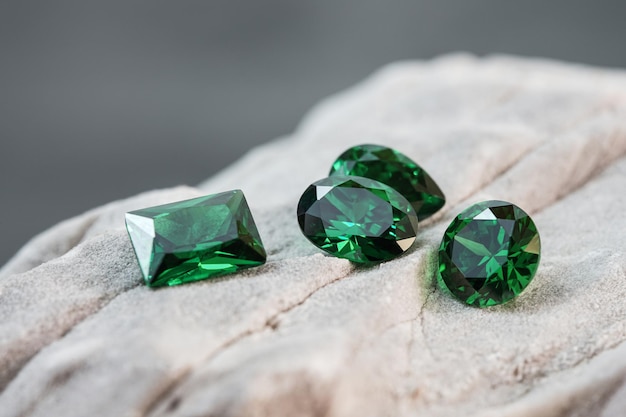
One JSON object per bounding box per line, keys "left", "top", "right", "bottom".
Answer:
{"left": 438, "top": 201, "right": 541, "bottom": 307}
{"left": 329, "top": 144, "right": 445, "bottom": 220}
{"left": 297, "top": 175, "right": 419, "bottom": 264}
{"left": 125, "top": 190, "right": 266, "bottom": 287}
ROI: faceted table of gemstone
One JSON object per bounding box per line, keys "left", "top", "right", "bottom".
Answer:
{"left": 297, "top": 175, "right": 419, "bottom": 264}
{"left": 125, "top": 190, "right": 266, "bottom": 287}
{"left": 438, "top": 200, "right": 541, "bottom": 307}
{"left": 329, "top": 144, "right": 445, "bottom": 220}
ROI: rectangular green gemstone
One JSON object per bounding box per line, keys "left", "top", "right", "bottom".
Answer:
{"left": 125, "top": 190, "right": 266, "bottom": 287}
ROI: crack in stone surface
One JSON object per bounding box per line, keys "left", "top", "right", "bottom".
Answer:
{"left": 0, "top": 232, "right": 144, "bottom": 394}
{"left": 1, "top": 280, "right": 142, "bottom": 396}
{"left": 447, "top": 99, "right": 626, "bottom": 223}
{"left": 417, "top": 289, "right": 437, "bottom": 361}
{"left": 471, "top": 345, "right": 626, "bottom": 417}
{"left": 532, "top": 144, "right": 626, "bottom": 216}
{"left": 142, "top": 266, "right": 355, "bottom": 417}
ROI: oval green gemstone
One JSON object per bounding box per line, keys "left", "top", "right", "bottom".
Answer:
{"left": 297, "top": 176, "right": 419, "bottom": 264}
{"left": 329, "top": 144, "right": 445, "bottom": 221}
{"left": 438, "top": 201, "right": 541, "bottom": 307}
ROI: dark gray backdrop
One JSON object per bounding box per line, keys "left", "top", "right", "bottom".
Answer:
{"left": 1, "top": 0, "right": 625, "bottom": 266}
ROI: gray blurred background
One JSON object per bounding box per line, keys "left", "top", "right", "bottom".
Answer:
{"left": 1, "top": 0, "right": 625, "bottom": 266}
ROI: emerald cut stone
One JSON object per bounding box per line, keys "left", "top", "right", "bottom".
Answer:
{"left": 438, "top": 201, "right": 541, "bottom": 307}
{"left": 297, "top": 175, "right": 419, "bottom": 264}
{"left": 125, "top": 190, "right": 266, "bottom": 287}
{"left": 329, "top": 144, "right": 445, "bottom": 220}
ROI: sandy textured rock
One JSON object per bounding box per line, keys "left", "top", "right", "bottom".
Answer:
{"left": 1, "top": 54, "right": 626, "bottom": 417}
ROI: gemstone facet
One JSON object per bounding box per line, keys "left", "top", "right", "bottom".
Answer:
{"left": 125, "top": 190, "right": 266, "bottom": 287}
{"left": 438, "top": 200, "right": 541, "bottom": 307}
{"left": 329, "top": 144, "right": 445, "bottom": 220}
{"left": 297, "top": 175, "right": 419, "bottom": 264}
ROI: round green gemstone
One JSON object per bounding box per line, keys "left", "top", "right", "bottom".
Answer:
{"left": 438, "top": 201, "right": 541, "bottom": 307}
{"left": 297, "top": 176, "right": 419, "bottom": 264}
{"left": 329, "top": 144, "right": 445, "bottom": 221}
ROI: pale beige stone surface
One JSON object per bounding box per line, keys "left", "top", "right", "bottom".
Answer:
{"left": 1, "top": 54, "right": 626, "bottom": 417}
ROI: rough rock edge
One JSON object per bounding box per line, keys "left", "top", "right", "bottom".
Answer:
{"left": 1, "top": 54, "right": 626, "bottom": 417}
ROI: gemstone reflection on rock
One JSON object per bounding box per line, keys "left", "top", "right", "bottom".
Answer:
{"left": 125, "top": 190, "right": 266, "bottom": 287}
{"left": 329, "top": 144, "right": 445, "bottom": 220}
{"left": 438, "top": 200, "right": 541, "bottom": 307}
{"left": 297, "top": 175, "right": 419, "bottom": 264}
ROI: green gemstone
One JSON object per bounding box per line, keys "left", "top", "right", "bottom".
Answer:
{"left": 297, "top": 175, "right": 419, "bottom": 264}
{"left": 329, "top": 144, "right": 445, "bottom": 220}
{"left": 438, "top": 201, "right": 541, "bottom": 307}
{"left": 125, "top": 190, "right": 266, "bottom": 287}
